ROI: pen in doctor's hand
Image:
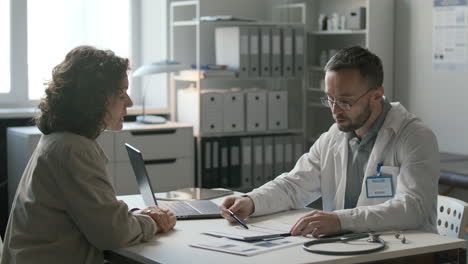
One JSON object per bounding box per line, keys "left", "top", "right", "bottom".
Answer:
{"left": 227, "top": 209, "right": 249, "bottom": 229}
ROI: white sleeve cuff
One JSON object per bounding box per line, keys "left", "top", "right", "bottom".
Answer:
{"left": 334, "top": 209, "right": 354, "bottom": 232}
{"left": 129, "top": 213, "right": 158, "bottom": 241}
{"left": 246, "top": 192, "right": 265, "bottom": 216}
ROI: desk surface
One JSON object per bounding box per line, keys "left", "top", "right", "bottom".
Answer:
{"left": 440, "top": 152, "right": 468, "bottom": 163}
{"left": 113, "top": 194, "right": 467, "bottom": 264}
{"left": 440, "top": 152, "right": 468, "bottom": 175}
{"left": 441, "top": 160, "right": 468, "bottom": 176}
{"left": 439, "top": 152, "right": 468, "bottom": 189}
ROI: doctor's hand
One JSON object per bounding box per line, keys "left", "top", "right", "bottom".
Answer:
{"left": 290, "top": 210, "right": 341, "bottom": 237}
{"left": 219, "top": 196, "right": 255, "bottom": 223}
{"left": 140, "top": 206, "right": 177, "bottom": 233}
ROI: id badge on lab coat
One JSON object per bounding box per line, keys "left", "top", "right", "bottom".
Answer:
{"left": 365, "top": 175, "right": 394, "bottom": 198}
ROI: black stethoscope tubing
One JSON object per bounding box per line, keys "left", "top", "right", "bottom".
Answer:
{"left": 302, "top": 233, "right": 386, "bottom": 255}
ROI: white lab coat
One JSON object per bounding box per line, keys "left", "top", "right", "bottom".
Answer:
{"left": 248, "top": 102, "right": 439, "bottom": 233}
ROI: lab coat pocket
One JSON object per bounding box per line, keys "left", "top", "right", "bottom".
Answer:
{"left": 380, "top": 166, "right": 400, "bottom": 191}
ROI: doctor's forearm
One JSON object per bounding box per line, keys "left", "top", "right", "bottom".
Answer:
{"left": 334, "top": 195, "right": 426, "bottom": 232}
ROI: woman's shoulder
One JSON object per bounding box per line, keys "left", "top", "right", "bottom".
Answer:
{"left": 42, "top": 131, "right": 93, "bottom": 146}
{"left": 39, "top": 132, "right": 103, "bottom": 159}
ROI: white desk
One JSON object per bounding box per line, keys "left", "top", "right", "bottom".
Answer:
{"left": 108, "top": 195, "right": 467, "bottom": 264}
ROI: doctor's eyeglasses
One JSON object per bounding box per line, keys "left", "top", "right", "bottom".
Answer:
{"left": 320, "top": 88, "right": 373, "bottom": 111}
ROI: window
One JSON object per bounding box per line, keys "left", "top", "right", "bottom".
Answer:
{"left": 0, "top": 0, "right": 10, "bottom": 94}
{"left": 27, "top": 0, "right": 130, "bottom": 100}
{"left": 3, "top": 0, "right": 168, "bottom": 113}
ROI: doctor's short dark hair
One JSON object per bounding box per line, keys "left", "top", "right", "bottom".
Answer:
{"left": 324, "top": 46, "right": 383, "bottom": 89}
{"left": 35, "top": 45, "right": 130, "bottom": 140}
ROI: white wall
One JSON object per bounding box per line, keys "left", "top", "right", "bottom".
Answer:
{"left": 394, "top": 0, "right": 468, "bottom": 155}
{"left": 131, "top": 0, "right": 168, "bottom": 111}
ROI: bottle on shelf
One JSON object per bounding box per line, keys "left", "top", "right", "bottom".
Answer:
{"left": 330, "top": 13, "right": 339, "bottom": 31}
{"left": 340, "top": 15, "right": 346, "bottom": 30}
{"left": 318, "top": 14, "right": 327, "bottom": 31}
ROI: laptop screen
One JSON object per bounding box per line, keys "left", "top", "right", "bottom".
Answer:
{"left": 125, "top": 143, "right": 158, "bottom": 207}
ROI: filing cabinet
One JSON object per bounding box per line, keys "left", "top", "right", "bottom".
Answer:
{"left": 7, "top": 122, "right": 194, "bottom": 208}
{"left": 113, "top": 122, "right": 194, "bottom": 194}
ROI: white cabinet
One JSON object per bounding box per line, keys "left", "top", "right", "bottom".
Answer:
{"left": 6, "top": 127, "right": 41, "bottom": 209}
{"left": 114, "top": 158, "right": 193, "bottom": 195}
{"left": 112, "top": 122, "right": 194, "bottom": 194}
{"left": 114, "top": 126, "right": 193, "bottom": 162}
{"left": 7, "top": 122, "right": 194, "bottom": 208}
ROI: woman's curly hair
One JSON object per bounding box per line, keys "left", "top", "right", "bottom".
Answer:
{"left": 35, "top": 45, "right": 129, "bottom": 140}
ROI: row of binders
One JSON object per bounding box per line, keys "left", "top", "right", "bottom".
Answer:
{"left": 201, "top": 134, "right": 304, "bottom": 189}
{"left": 215, "top": 25, "right": 305, "bottom": 78}
{"left": 178, "top": 89, "right": 288, "bottom": 135}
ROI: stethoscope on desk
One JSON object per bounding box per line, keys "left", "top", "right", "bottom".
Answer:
{"left": 302, "top": 231, "right": 406, "bottom": 255}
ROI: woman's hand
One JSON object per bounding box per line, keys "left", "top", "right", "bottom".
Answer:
{"left": 140, "top": 206, "right": 177, "bottom": 233}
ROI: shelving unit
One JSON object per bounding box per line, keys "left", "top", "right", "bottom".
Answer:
{"left": 188, "top": 128, "right": 306, "bottom": 138}
{"left": 303, "top": 0, "right": 394, "bottom": 148}
{"left": 164, "top": 0, "right": 394, "bottom": 189}
{"left": 167, "top": 0, "right": 307, "bottom": 192}
{"left": 309, "top": 29, "right": 367, "bottom": 35}
{"left": 307, "top": 88, "right": 323, "bottom": 92}
{"left": 172, "top": 21, "right": 199, "bottom": 27}
{"left": 308, "top": 102, "right": 326, "bottom": 108}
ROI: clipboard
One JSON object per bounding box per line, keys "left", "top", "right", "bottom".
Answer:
{"left": 203, "top": 220, "right": 292, "bottom": 241}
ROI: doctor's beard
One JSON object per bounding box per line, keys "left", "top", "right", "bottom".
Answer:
{"left": 334, "top": 101, "right": 372, "bottom": 132}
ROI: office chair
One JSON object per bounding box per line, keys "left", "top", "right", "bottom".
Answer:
{"left": 437, "top": 195, "right": 468, "bottom": 239}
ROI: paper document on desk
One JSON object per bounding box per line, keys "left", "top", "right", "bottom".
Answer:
{"left": 202, "top": 220, "right": 292, "bottom": 241}
{"left": 190, "top": 236, "right": 307, "bottom": 256}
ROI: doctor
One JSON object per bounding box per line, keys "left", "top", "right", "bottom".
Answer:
{"left": 220, "top": 46, "right": 439, "bottom": 237}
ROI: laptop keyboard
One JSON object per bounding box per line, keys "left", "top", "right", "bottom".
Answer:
{"left": 158, "top": 201, "right": 200, "bottom": 215}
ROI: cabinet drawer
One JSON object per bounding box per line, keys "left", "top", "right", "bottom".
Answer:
{"left": 113, "top": 157, "right": 194, "bottom": 195}
{"left": 114, "top": 127, "right": 193, "bottom": 161}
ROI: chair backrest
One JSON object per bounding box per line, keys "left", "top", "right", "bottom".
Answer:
{"left": 437, "top": 195, "right": 468, "bottom": 238}
{"left": 0, "top": 235, "right": 3, "bottom": 258}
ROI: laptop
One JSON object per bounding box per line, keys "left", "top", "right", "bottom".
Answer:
{"left": 125, "top": 143, "right": 222, "bottom": 219}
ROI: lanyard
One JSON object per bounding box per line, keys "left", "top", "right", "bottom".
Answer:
{"left": 376, "top": 162, "right": 383, "bottom": 177}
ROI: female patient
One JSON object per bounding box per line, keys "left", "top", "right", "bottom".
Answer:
{"left": 1, "top": 46, "right": 176, "bottom": 264}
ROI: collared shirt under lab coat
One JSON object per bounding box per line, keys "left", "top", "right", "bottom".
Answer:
{"left": 248, "top": 102, "right": 440, "bottom": 233}
{"left": 1, "top": 132, "right": 156, "bottom": 264}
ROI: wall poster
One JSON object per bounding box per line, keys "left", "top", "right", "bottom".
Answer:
{"left": 433, "top": 0, "right": 467, "bottom": 72}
